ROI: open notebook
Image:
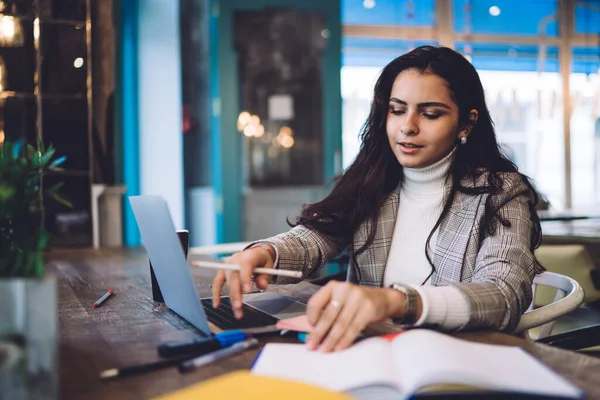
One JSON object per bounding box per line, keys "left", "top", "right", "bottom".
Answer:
{"left": 252, "top": 329, "right": 583, "bottom": 399}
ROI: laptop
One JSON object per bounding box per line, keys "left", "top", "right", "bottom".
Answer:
{"left": 129, "top": 195, "right": 306, "bottom": 335}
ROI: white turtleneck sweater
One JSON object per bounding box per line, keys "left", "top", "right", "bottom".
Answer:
{"left": 383, "top": 150, "right": 470, "bottom": 330}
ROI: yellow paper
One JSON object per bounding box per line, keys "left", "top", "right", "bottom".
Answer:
{"left": 153, "top": 370, "right": 351, "bottom": 400}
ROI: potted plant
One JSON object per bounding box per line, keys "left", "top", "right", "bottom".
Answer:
{"left": 0, "top": 138, "right": 69, "bottom": 400}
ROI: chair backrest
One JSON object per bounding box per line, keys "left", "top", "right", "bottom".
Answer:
{"left": 515, "top": 271, "right": 584, "bottom": 339}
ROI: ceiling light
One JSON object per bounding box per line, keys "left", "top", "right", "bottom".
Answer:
{"left": 73, "top": 57, "right": 84, "bottom": 68}
{"left": 363, "top": 0, "right": 375, "bottom": 9}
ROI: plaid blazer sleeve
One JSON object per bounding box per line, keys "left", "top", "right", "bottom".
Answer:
{"left": 253, "top": 225, "right": 347, "bottom": 284}
{"left": 452, "top": 174, "right": 537, "bottom": 332}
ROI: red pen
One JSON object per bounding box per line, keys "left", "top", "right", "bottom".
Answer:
{"left": 93, "top": 289, "right": 114, "bottom": 308}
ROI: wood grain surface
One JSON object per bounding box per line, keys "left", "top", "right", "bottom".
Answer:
{"left": 50, "top": 248, "right": 600, "bottom": 399}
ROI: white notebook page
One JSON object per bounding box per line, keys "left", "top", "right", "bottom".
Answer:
{"left": 391, "top": 330, "right": 582, "bottom": 398}
{"left": 252, "top": 338, "right": 398, "bottom": 392}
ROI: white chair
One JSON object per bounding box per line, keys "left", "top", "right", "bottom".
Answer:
{"left": 515, "top": 271, "right": 584, "bottom": 339}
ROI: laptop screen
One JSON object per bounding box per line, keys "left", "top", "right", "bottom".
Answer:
{"left": 129, "top": 195, "right": 212, "bottom": 336}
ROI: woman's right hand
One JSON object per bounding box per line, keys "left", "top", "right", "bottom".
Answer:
{"left": 211, "top": 244, "right": 276, "bottom": 319}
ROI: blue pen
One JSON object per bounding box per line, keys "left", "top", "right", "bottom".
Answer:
{"left": 157, "top": 330, "right": 248, "bottom": 358}
{"left": 297, "top": 332, "right": 309, "bottom": 343}
{"left": 178, "top": 338, "right": 259, "bottom": 373}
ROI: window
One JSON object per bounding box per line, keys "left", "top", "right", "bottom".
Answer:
{"left": 341, "top": 0, "right": 600, "bottom": 210}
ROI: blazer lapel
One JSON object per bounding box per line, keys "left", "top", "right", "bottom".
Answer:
{"left": 431, "top": 178, "right": 484, "bottom": 285}
{"left": 355, "top": 185, "right": 400, "bottom": 286}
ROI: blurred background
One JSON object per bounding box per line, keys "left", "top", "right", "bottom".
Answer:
{"left": 0, "top": 0, "right": 599, "bottom": 249}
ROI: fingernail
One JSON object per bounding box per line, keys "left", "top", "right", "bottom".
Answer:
{"left": 306, "top": 341, "right": 315, "bottom": 351}
{"left": 243, "top": 283, "right": 251, "bottom": 293}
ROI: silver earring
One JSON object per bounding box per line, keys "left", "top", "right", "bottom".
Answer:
{"left": 460, "top": 136, "right": 467, "bottom": 145}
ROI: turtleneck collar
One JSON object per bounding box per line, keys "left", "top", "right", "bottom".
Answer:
{"left": 401, "top": 147, "right": 455, "bottom": 196}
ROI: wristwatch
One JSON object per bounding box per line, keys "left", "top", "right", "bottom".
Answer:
{"left": 389, "top": 282, "right": 419, "bottom": 324}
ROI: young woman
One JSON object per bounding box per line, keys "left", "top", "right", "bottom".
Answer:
{"left": 212, "top": 45, "right": 543, "bottom": 353}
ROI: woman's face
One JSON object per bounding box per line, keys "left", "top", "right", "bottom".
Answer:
{"left": 386, "top": 69, "right": 472, "bottom": 169}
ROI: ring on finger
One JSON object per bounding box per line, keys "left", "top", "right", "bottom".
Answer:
{"left": 330, "top": 299, "right": 342, "bottom": 311}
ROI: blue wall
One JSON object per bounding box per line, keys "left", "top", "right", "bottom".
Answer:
{"left": 119, "top": 0, "right": 185, "bottom": 246}
{"left": 119, "top": 0, "right": 141, "bottom": 246}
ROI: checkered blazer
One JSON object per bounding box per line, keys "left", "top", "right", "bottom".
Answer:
{"left": 262, "top": 172, "right": 537, "bottom": 332}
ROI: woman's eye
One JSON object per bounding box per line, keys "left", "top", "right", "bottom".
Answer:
{"left": 423, "top": 113, "right": 440, "bottom": 120}
{"left": 390, "top": 109, "right": 405, "bottom": 115}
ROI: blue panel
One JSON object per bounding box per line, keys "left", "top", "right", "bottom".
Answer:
{"left": 342, "top": 0, "right": 435, "bottom": 26}
{"left": 575, "top": 1, "right": 600, "bottom": 34}
{"left": 209, "top": 1, "right": 223, "bottom": 243}
{"left": 455, "top": 42, "right": 559, "bottom": 72}
{"left": 121, "top": 0, "right": 141, "bottom": 246}
{"left": 453, "top": 0, "right": 558, "bottom": 36}
{"left": 572, "top": 46, "right": 600, "bottom": 74}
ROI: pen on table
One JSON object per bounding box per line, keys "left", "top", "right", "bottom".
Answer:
{"left": 158, "top": 327, "right": 280, "bottom": 358}
{"left": 100, "top": 353, "right": 198, "bottom": 380}
{"left": 158, "top": 330, "right": 249, "bottom": 358}
{"left": 190, "top": 260, "right": 302, "bottom": 279}
{"left": 93, "top": 289, "right": 114, "bottom": 308}
{"left": 178, "top": 338, "right": 259, "bottom": 373}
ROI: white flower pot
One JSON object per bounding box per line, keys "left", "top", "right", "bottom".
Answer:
{"left": 0, "top": 274, "right": 58, "bottom": 400}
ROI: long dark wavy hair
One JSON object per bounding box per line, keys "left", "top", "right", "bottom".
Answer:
{"left": 291, "top": 45, "right": 543, "bottom": 283}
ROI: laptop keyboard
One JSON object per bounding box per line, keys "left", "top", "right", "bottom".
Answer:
{"left": 201, "top": 297, "right": 278, "bottom": 330}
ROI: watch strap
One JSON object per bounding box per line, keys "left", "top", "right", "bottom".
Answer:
{"left": 390, "top": 282, "right": 419, "bottom": 325}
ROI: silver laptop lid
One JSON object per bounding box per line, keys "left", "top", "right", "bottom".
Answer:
{"left": 129, "top": 195, "right": 211, "bottom": 336}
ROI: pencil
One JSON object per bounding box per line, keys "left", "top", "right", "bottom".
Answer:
{"left": 190, "top": 260, "right": 303, "bottom": 279}
{"left": 100, "top": 353, "right": 198, "bottom": 380}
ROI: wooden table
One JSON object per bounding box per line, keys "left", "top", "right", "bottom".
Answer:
{"left": 53, "top": 248, "right": 600, "bottom": 400}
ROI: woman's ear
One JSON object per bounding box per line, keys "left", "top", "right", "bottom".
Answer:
{"left": 458, "top": 109, "right": 479, "bottom": 141}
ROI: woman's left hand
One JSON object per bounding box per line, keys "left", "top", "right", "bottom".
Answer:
{"left": 305, "top": 281, "right": 404, "bottom": 352}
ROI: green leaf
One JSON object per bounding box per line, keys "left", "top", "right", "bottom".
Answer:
{"left": 45, "top": 181, "right": 64, "bottom": 194}
{"left": 37, "top": 136, "right": 44, "bottom": 153}
{"left": 31, "top": 150, "right": 41, "bottom": 168}
{"left": 34, "top": 252, "right": 44, "bottom": 278}
{"left": 40, "top": 147, "right": 56, "bottom": 167}
{"left": 0, "top": 184, "right": 16, "bottom": 203}
{"left": 0, "top": 138, "right": 66, "bottom": 277}
{"left": 49, "top": 192, "right": 73, "bottom": 208}
{"left": 38, "top": 231, "right": 48, "bottom": 250}
{"left": 27, "top": 144, "right": 36, "bottom": 160}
